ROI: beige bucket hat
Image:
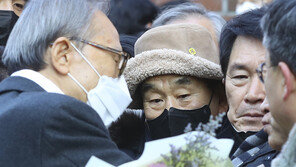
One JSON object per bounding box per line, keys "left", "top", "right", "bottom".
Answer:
{"left": 124, "top": 24, "right": 223, "bottom": 106}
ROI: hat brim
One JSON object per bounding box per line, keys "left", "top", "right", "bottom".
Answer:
{"left": 124, "top": 49, "right": 223, "bottom": 97}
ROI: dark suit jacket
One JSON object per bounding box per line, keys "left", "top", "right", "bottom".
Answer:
{"left": 0, "top": 76, "right": 132, "bottom": 167}
{"left": 238, "top": 142, "right": 278, "bottom": 167}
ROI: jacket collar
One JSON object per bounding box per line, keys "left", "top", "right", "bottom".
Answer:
{"left": 0, "top": 76, "right": 45, "bottom": 93}
{"left": 11, "top": 69, "right": 64, "bottom": 94}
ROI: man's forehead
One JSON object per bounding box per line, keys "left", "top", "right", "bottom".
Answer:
{"left": 228, "top": 36, "right": 265, "bottom": 71}
{"left": 145, "top": 75, "right": 194, "bottom": 84}
{"left": 90, "top": 11, "right": 121, "bottom": 51}
{"left": 143, "top": 75, "right": 193, "bottom": 91}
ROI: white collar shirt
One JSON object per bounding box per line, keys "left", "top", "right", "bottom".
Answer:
{"left": 11, "top": 69, "right": 64, "bottom": 94}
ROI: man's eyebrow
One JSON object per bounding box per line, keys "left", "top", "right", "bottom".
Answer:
{"left": 229, "top": 63, "right": 248, "bottom": 72}
{"left": 175, "top": 77, "right": 192, "bottom": 85}
{"left": 141, "top": 83, "right": 155, "bottom": 94}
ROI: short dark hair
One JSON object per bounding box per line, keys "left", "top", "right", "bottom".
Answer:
{"left": 108, "top": 0, "right": 158, "bottom": 35}
{"left": 261, "top": 0, "right": 296, "bottom": 74}
{"left": 219, "top": 7, "right": 266, "bottom": 77}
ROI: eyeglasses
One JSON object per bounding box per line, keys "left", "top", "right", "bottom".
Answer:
{"left": 71, "top": 37, "right": 131, "bottom": 76}
{"left": 256, "top": 62, "right": 267, "bottom": 83}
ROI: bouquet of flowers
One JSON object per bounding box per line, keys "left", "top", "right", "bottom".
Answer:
{"left": 86, "top": 113, "right": 234, "bottom": 167}
{"left": 149, "top": 113, "right": 233, "bottom": 167}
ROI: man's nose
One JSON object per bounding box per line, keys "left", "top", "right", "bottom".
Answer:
{"left": 165, "top": 96, "right": 178, "bottom": 110}
{"left": 245, "top": 75, "right": 265, "bottom": 104}
{"left": 262, "top": 112, "right": 271, "bottom": 125}
{"left": 260, "top": 97, "right": 269, "bottom": 112}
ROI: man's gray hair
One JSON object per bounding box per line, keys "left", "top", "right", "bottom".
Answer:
{"left": 3, "top": 0, "right": 109, "bottom": 73}
{"left": 151, "top": 2, "right": 226, "bottom": 40}
{"left": 261, "top": 0, "right": 296, "bottom": 73}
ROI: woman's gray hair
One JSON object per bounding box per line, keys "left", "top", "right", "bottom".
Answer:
{"left": 152, "top": 2, "right": 225, "bottom": 40}
{"left": 3, "top": 0, "right": 109, "bottom": 73}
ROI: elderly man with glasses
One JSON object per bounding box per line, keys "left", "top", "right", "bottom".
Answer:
{"left": 258, "top": 0, "right": 296, "bottom": 166}
{"left": 0, "top": 0, "right": 133, "bottom": 166}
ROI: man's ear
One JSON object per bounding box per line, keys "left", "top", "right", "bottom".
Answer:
{"left": 217, "top": 83, "right": 229, "bottom": 114}
{"left": 50, "top": 37, "right": 73, "bottom": 75}
{"left": 278, "top": 62, "right": 295, "bottom": 100}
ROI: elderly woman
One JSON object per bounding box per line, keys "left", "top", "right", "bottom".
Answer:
{"left": 109, "top": 24, "right": 227, "bottom": 159}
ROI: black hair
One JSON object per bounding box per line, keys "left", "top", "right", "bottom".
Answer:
{"left": 219, "top": 7, "right": 266, "bottom": 77}
{"left": 108, "top": 0, "right": 158, "bottom": 35}
{"left": 120, "top": 34, "right": 139, "bottom": 58}
{"left": 261, "top": 0, "right": 296, "bottom": 74}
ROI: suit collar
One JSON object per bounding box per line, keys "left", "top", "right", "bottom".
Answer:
{"left": 0, "top": 76, "right": 45, "bottom": 93}
{"left": 11, "top": 69, "right": 64, "bottom": 94}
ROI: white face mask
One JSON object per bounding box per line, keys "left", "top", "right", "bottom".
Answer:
{"left": 68, "top": 42, "right": 132, "bottom": 127}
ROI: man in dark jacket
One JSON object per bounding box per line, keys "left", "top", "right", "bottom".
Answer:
{"left": 0, "top": 0, "right": 132, "bottom": 166}
{"left": 260, "top": 0, "right": 296, "bottom": 165}
{"left": 218, "top": 7, "right": 268, "bottom": 156}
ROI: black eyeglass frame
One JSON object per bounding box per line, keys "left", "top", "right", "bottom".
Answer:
{"left": 71, "top": 37, "right": 131, "bottom": 76}
{"left": 256, "top": 62, "right": 266, "bottom": 83}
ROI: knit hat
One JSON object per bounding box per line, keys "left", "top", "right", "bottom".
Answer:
{"left": 124, "top": 24, "right": 223, "bottom": 108}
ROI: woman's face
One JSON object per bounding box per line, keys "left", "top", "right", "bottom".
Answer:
{"left": 0, "top": 0, "right": 26, "bottom": 16}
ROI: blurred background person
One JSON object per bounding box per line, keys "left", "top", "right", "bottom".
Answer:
{"left": 158, "top": 0, "right": 189, "bottom": 11}
{"left": 108, "top": 0, "right": 158, "bottom": 36}
{"left": 152, "top": 2, "right": 225, "bottom": 47}
{"left": 108, "top": 0, "right": 158, "bottom": 59}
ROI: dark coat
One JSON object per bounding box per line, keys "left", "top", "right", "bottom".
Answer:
{"left": 231, "top": 130, "right": 278, "bottom": 167}
{"left": 108, "top": 111, "right": 147, "bottom": 159}
{"left": 0, "top": 76, "right": 132, "bottom": 167}
{"left": 235, "top": 142, "right": 278, "bottom": 167}
{"left": 216, "top": 115, "right": 257, "bottom": 157}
